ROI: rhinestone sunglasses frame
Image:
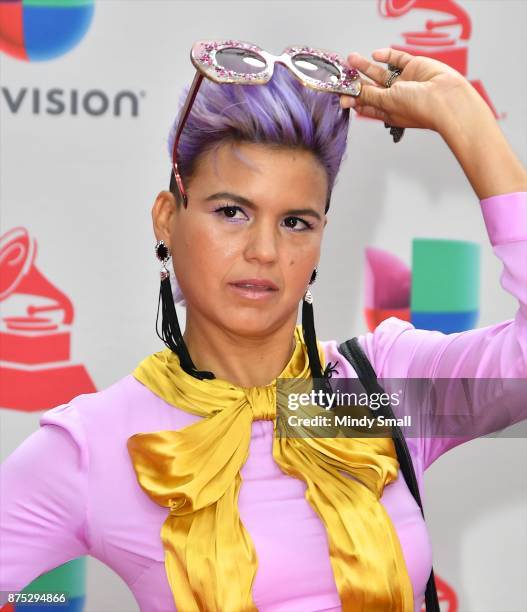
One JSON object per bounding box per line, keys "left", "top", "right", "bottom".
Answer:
{"left": 170, "top": 39, "right": 362, "bottom": 207}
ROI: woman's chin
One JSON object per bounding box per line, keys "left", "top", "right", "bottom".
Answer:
{"left": 219, "top": 315, "right": 283, "bottom": 338}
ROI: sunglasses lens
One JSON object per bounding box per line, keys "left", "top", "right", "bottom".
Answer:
{"left": 292, "top": 54, "right": 340, "bottom": 84}
{"left": 215, "top": 48, "right": 267, "bottom": 74}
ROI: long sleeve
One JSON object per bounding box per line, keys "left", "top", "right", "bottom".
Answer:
{"left": 357, "top": 191, "right": 527, "bottom": 470}
{"left": 0, "top": 403, "right": 90, "bottom": 600}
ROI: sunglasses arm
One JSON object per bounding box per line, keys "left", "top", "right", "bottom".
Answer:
{"left": 171, "top": 71, "right": 205, "bottom": 208}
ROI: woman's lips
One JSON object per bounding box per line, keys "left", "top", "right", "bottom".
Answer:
{"left": 228, "top": 283, "right": 278, "bottom": 300}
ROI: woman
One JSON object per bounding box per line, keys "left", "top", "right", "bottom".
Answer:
{"left": 1, "top": 43, "right": 526, "bottom": 612}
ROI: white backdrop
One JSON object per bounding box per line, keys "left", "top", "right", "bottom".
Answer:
{"left": 1, "top": 1, "right": 526, "bottom": 611}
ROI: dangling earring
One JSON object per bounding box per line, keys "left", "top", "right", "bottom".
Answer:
{"left": 154, "top": 239, "right": 214, "bottom": 380}
{"left": 301, "top": 267, "right": 339, "bottom": 401}
{"left": 302, "top": 267, "right": 324, "bottom": 379}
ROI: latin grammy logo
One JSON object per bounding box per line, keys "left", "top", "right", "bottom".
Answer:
{"left": 0, "top": 227, "right": 95, "bottom": 412}
{"left": 378, "top": 0, "right": 499, "bottom": 117}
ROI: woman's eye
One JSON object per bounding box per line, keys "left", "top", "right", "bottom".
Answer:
{"left": 283, "top": 216, "right": 314, "bottom": 231}
{"left": 213, "top": 205, "right": 248, "bottom": 221}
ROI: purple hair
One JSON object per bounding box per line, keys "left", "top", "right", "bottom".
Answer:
{"left": 167, "top": 64, "right": 350, "bottom": 213}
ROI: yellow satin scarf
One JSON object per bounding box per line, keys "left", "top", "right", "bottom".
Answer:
{"left": 127, "top": 324, "right": 413, "bottom": 611}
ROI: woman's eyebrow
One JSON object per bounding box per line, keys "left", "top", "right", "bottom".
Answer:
{"left": 205, "top": 191, "right": 322, "bottom": 221}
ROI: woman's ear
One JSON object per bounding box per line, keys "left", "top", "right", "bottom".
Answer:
{"left": 152, "top": 190, "right": 178, "bottom": 247}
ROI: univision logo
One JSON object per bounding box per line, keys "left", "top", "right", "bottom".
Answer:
{"left": 1, "top": 86, "right": 146, "bottom": 116}
{"left": 0, "top": 0, "right": 95, "bottom": 62}
{"left": 1, "top": 1, "right": 145, "bottom": 117}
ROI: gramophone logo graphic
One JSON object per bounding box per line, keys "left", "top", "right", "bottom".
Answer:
{"left": 378, "top": 0, "right": 498, "bottom": 117}
{"left": 0, "top": 226, "right": 96, "bottom": 412}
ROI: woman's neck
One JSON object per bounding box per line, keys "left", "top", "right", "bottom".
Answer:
{"left": 182, "top": 312, "right": 298, "bottom": 388}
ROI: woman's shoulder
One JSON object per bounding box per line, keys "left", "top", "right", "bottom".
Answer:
{"left": 39, "top": 373, "right": 201, "bottom": 460}
{"left": 40, "top": 374, "right": 150, "bottom": 429}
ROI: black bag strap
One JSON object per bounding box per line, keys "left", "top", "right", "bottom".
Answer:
{"left": 337, "top": 337, "right": 440, "bottom": 612}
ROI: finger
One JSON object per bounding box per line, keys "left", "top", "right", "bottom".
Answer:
{"left": 356, "top": 82, "right": 391, "bottom": 111}
{"left": 353, "top": 104, "right": 389, "bottom": 122}
{"left": 346, "top": 52, "right": 391, "bottom": 87}
{"left": 371, "top": 47, "right": 414, "bottom": 70}
{"left": 340, "top": 81, "right": 383, "bottom": 109}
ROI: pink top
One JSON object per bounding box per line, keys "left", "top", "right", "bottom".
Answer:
{"left": 1, "top": 192, "right": 526, "bottom": 612}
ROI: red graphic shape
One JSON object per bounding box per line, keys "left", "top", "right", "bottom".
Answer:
{"left": 377, "top": 0, "right": 498, "bottom": 117}
{"left": 378, "top": 0, "right": 471, "bottom": 39}
{"left": 0, "top": 227, "right": 96, "bottom": 412}
{"left": 365, "top": 306, "right": 411, "bottom": 332}
{"left": 0, "top": 2, "right": 28, "bottom": 61}
{"left": 1, "top": 365, "right": 95, "bottom": 412}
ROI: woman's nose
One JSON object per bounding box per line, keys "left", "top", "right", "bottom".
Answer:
{"left": 243, "top": 221, "right": 279, "bottom": 263}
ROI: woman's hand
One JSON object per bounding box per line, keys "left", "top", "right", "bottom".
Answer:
{"left": 341, "top": 47, "right": 527, "bottom": 199}
{"left": 340, "top": 47, "right": 484, "bottom": 133}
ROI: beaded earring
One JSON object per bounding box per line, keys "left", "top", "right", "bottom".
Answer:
{"left": 154, "top": 239, "right": 214, "bottom": 379}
